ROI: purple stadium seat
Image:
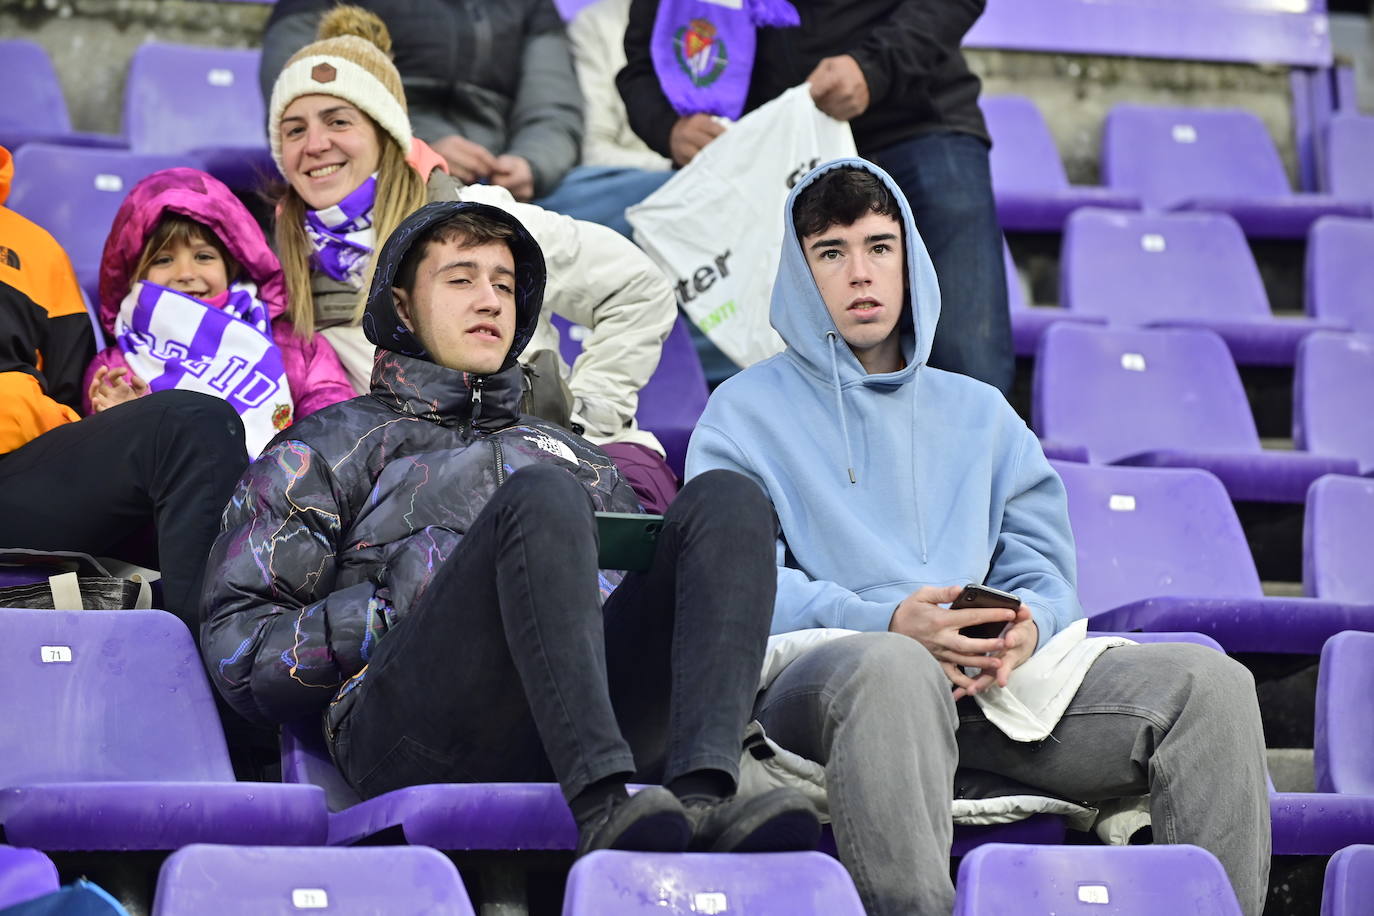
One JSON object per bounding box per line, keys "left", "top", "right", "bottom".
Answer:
{"left": 0, "top": 608, "right": 326, "bottom": 850}
{"left": 1102, "top": 104, "right": 1371, "bottom": 238}
{"left": 1321, "top": 845, "right": 1374, "bottom": 916}
{"left": 1306, "top": 217, "right": 1374, "bottom": 336}
{"left": 1315, "top": 630, "right": 1374, "bottom": 795}
{"left": 562, "top": 850, "right": 865, "bottom": 915}
{"left": 0, "top": 846, "right": 59, "bottom": 910}
{"left": 1053, "top": 461, "right": 1374, "bottom": 653}
{"left": 1004, "top": 240, "right": 1104, "bottom": 359}
{"left": 1061, "top": 208, "right": 1344, "bottom": 366}
{"left": 280, "top": 719, "right": 579, "bottom": 849}
{"left": 152, "top": 844, "right": 475, "bottom": 916}
{"left": 1304, "top": 475, "right": 1374, "bottom": 602}
{"left": 954, "top": 843, "right": 1242, "bottom": 915}
{"left": 1325, "top": 114, "right": 1374, "bottom": 202}
{"left": 1034, "top": 324, "right": 1356, "bottom": 503}
{"left": 982, "top": 95, "right": 1139, "bottom": 232}
{"left": 549, "top": 313, "right": 708, "bottom": 477}
{"left": 0, "top": 40, "right": 125, "bottom": 152}
{"left": 124, "top": 44, "right": 273, "bottom": 191}
{"left": 5, "top": 145, "right": 203, "bottom": 306}
{"left": 1295, "top": 332, "right": 1374, "bottom": 474}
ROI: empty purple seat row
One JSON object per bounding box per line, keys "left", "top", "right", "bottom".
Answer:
{"left": 0, "top": 40, "right": 127, "bottom": 153}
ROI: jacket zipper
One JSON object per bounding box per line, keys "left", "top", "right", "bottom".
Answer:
{"left": 493, "top": 439, "right": 506, "bottom": 487}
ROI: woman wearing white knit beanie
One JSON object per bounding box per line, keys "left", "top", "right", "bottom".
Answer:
{"left": 268, "top": 5, "right": 683, "bottom": 512}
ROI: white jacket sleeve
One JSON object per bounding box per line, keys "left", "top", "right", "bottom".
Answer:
{"left": 456, "top": 183, "right": 677, "bottom": 444}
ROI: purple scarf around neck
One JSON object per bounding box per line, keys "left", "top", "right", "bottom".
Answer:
{"left": 651, "top": 0, "right": 799, "bottom": 120}
{"left": 304, "top": 174, "right": 378, "bottom": 287}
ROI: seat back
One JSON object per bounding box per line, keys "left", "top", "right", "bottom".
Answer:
{"left": 954, "top": 843, "right": 1243, "bottom": 915}
{"left": 1325, "top": 114, "right": 1374, "bottom": 201}
{"left": 1304, "top": 474, "right": 1374, "bottom": 602}
{"left": 1102, "top": 104, "right": 1292, "bottom": 209}
{"left": 0, "top": 40, "right": 73, "bottom": 136}
{"left": 1061, "top": 208, "right": 1270, "bottom": 324}
{"left": 125, "top": 44, "right": 266, "bottom": 155}
{"left": 1306, "top": 217, "right": 1374, "bottom": 335}
{"left": 0, "top": 608, "right": 234, "bottom": 785}
{"left": 153, "top": 844, "right": 475, "bottom": 915}
{"left": 280, "top": 719, "right": 365, "bottom": 813}
{"left": 562, "top": 851, "right": 865, "bottom": 915}
{"left": 1034, "top": 323, "right": 1260, "bottom": 464}
{"left": 550, "top": 313, "right": 708, "bottom": 475}
{"left": 1316, "top": 631, "right": 1374, "bottom": 795}
{"left": 0, "top": 845, "right": 60, "bottom": 910}
{"left": 1321, "top": 844, "right": 1374, "bottom": 916}
{"left": 982, "top": 95, "right": 1070, "bottom": 192}
{"left": 5, "top": 145, "right": 203, "bottom": 302}
{"left": 1294, "top": 332, "right": 1374, "bottom": 472}
{"left": 1054, "top": 461, "right": 1263, "bottom": 614}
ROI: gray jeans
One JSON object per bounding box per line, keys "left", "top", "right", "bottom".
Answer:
{"left": 753, "top": 633, "right": 1271, "bottom": 916}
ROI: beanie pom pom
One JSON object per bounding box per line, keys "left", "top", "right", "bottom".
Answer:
{"left": 317, "top": 5, "right": 394, "bottom": 57}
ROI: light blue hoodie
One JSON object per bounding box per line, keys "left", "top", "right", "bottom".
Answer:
{"left": 685, "top": 158, "right": 1083, "bottom": 645}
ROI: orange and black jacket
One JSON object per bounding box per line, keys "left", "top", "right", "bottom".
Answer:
{"left": 0, "top": 145, "right": 95, "bottom": 455}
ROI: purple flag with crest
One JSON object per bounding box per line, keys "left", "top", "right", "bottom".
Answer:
{"left": 651, "top": 0, "right": 799, "bottom": 120}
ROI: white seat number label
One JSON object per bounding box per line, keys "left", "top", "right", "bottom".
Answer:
{"left": 1171, "top": 124, "right": 1197, "bottom": 143}
{"left": 1140, "top": 233, "right": 1166, "bottom": 253}
{"left": 1077, "top": 883, "right": 1111, "bottom": 903}
{"left": 94, "top": 174, "right": 123, "bottom": 192}
{"left": 207, "top": 68, "right": 234, "bottom": 86}
{"left": 1120, "top": 353, "right": 1147, "bottom": 372}
{"left": 40, "top": 646, "right": 72, "bottom": 663}
{"left": 1109, "top": 494, "right": 1137, "bottom": 512}
{"left": 291, "top": 888, "right": 328, "bottom": 908}
{"left": 693, "top": 892, "right": 729, "bottom": 913}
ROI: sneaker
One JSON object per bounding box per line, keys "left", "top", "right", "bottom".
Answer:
{"left": 575, "top": 786, "right": 693, "bottom": 857}
{"left": 683, "top": 787, "right": 822, "bottom": 852}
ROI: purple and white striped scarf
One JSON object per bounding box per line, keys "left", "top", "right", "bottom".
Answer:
{"left": 115, "top": 281, "right": 295, "bottom": 457}
{"left": 305, "top": 174, "right": 378, "bottom": 287}
{"left": 651, "top": 0, "right": 799, "bottom": 120}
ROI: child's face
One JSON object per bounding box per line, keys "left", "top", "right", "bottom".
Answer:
{"left": 143, "top": 238, "right": 230, "bottom": 300}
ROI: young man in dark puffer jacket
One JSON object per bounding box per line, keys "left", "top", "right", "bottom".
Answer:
{"left": 200, "top": 200, "right": 818, "bottom": 855}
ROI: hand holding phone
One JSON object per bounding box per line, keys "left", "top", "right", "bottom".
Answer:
{"left": 952, "top": 583, "right": 1021, "bottom": 640}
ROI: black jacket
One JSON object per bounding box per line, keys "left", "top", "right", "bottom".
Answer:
{"left": 200, "top": 202, "right": 640, "bottom": 726}
{"left": 617, "top": 0, "right": 988, "bottom": 159}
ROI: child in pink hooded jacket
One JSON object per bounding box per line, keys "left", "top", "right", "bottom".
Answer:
{"left": 84, "top": 168, "right": 353, "bottom": 454}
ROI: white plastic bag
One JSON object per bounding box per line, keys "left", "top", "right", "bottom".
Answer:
{"left": 627, "top": 84, "right": 857, "bottom": 368}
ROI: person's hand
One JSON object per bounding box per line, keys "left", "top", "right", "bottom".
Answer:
{"left": 952, "top": 609, "right": 1038, "bottom": 701}
{"left": 669, "top": 114, "right": 725, "bottom": 167}
{"left": 88, "top": 366, "right": 149, "bottom": 413}
{"left": 807, "top": 54, "right": 871, "bottom": 121}
{"left": 491, "top": 154, "right": 536, "bottom": 202}
{"left": 888, "top": 585, "right": 1020, "bottom": 696}
{"left": 430, "top": 134, "right": 498, "bottom": 185}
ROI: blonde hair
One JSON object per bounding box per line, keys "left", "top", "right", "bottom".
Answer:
{"left": 135, "top": 215, "right": 240, "bottom": 287}
{"left": 276, "top": 112, "right": 428, "bottom": 334}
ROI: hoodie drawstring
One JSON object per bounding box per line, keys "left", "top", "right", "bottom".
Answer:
{"left": 826, "top": 331, "right": 858, "bottom": 485}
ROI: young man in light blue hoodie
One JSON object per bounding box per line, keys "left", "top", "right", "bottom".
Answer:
{"left": 686, "top": 160, "right": 1271, "bottom": 916}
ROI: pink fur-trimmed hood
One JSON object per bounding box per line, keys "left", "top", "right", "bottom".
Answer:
{"left": 97, "top": 168, "right": 287, "bottom": 333}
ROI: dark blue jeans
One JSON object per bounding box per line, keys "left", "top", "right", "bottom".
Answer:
{"left": 328, "top": 465, "right": 776, "bottom": 801}
{"left": 868, "top": 131, "right": 1013, "bottom": 395}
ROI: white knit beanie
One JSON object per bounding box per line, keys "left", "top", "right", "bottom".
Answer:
{"left": 267, "top": 7, "right": 412, "bottom": 175}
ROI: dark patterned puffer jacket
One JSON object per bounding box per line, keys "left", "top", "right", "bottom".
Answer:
{"left": 200, "top": 201, "right": 640, "bottom": 727}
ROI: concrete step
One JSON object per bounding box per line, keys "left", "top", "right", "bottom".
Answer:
{"left": 1267, "top": 747, "right": 1315, "bottom": 793}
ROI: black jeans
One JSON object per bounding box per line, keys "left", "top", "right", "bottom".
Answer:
{"left": 328, "top": 464, "right": 776, "bottom": 801}
{"left": 0, "top": 390, "right": 247, "bottom": 630}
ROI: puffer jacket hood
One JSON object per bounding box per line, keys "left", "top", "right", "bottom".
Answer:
{"left": 362, "top": 199, "right": 546, "bottom": 373}
{"left": 97, "top": 168, "right": 288, "bottom": 332}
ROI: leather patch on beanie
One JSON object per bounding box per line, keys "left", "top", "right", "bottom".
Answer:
{"left": 311, "top": 63, "right": 337, "bottom": 83}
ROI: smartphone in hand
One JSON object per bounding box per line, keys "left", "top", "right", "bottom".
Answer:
{"left": 953, "top": 583, "right": 1021, "bottom": 640}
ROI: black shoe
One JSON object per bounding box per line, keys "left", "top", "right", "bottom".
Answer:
{"left": 575, "top": 786, "right": 693, "bottom": 857}
{"left": 683, "top": 787, "right": 822, "bottom": 852}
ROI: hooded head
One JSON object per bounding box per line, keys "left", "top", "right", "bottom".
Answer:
{"left": 770, "top": 158, "right": 941, "bottom": 385}
{"left": 363, "top": 200, "right": 545, "bottom": 375}
{"left": 97, "top": 168, "right": 287, "bottom": 332}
